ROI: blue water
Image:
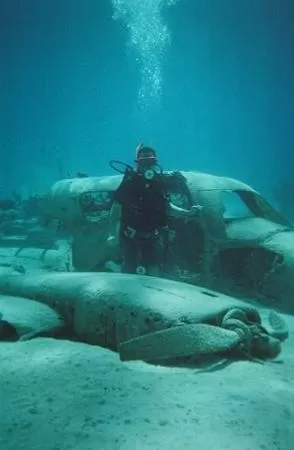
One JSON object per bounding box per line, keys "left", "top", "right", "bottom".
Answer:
{"left": 1, "top": 0, "right": 293, "bottom": 214}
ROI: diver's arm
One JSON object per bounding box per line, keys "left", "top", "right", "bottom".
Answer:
{"left": 168, "top": 202, "right": 203, "bottom": 218}
{"left": 108, "top": 201, "right": 121, "bottom": 239}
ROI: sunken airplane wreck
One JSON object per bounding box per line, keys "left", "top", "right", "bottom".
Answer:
{"left": 39, "top": 166, "right": 294, "bottom": 314}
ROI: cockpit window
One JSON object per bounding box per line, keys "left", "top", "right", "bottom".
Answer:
{"left": 220, "top": 189, "right": 290, "bottom": 226}
{"left": 220, "top": 191, "right": 253, "bottom": 219}
{"left": 239, "top": 190, "right": 290, "bottom": 226}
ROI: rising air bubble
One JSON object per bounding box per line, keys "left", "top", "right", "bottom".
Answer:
{"left": 112, "top": 0, "right": 179, "bottom": 110}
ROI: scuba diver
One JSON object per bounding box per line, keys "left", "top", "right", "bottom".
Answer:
{"left": 107, "top": 143, "right": 202, "bottom": 276}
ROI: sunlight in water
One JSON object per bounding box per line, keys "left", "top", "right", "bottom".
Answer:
{"left": 112, "top": 0, "right": 179, "bottom": 110}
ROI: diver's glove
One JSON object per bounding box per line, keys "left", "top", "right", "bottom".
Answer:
{"left": 169, "top": 203, "right": 203, "bottom": 218}
{"left": 187, "top": 205, "right": 203, "bottom": 216}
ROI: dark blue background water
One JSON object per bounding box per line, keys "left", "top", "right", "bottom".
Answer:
{"left": 1, "top": 0, "right": 293, "bottom": 204}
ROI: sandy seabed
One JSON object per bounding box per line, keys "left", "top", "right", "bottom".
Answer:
{"left": 0, "top": 245, "right": 294, "bottom": 450}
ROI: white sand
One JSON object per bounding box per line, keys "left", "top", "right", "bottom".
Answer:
{"left": 1, "top": 317, "right": 294, "bottom": 450}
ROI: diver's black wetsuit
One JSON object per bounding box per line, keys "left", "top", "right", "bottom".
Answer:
{"left": 113, "top": 170, "right": 169, "bottom": 274}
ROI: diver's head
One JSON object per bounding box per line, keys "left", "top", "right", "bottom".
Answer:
{"left": 135, "top": 144, "right": 158, "bottom": 172}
